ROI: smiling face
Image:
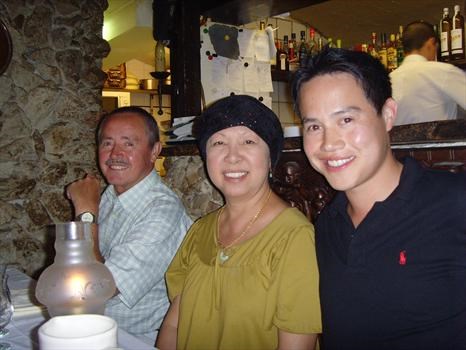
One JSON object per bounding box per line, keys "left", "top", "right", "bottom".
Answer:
{"left": 98, "top": 113, "right": 161, "bottom": 194}
{"left": 206, "top": 126, "right": 271, "bottom": 202}
{"left": 299, "top": 72, "right": 396, "bottom": 196}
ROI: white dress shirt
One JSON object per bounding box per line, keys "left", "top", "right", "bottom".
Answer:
{"left": 390, "top": 54, "right": 466, "bottom": 125}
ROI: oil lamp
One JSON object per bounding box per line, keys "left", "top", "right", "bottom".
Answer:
{"left": 35, "top": 222, "right": 116, "bottom": 317}
{"left": 151, "top": 40, "right": 170, "bottom": 116}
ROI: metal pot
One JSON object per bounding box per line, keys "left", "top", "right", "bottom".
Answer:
{"left": 140, "top": 79, "right": 157, "bottom": 90}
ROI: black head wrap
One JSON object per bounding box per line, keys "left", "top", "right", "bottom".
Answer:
{"left": 193, "top": 95, "right": 284, "bottom": 168}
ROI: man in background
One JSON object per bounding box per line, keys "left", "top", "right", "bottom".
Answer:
{"left": 292, "top": 48, "right": 466, "bottom": 349}
{"left": 66, "top": 106, "right": 192, "bottom": 344}
{"left": 390, "top": 20, "right": 466, "bottom": 125}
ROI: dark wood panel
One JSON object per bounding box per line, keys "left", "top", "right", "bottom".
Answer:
{"left": 271, "top": 146, "right": 466, "bottom": 223}
{"left": 170, "top": 0, "right": 202, "bottom": 119}
{"left": 200, "top": 0, "right": 328, "bottom": 26}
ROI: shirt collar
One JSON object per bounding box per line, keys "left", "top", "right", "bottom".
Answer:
{"left": 106, "top": 170, "right": 160, "bottom": 211}
{"left": 388, "top": 156, "right": 424, "bottom": 201}
{"left": 327, "top": 156, "right": 423, "bottom": 218}
{"left": 401, "top": 54, "right": 428, "bottom": 64}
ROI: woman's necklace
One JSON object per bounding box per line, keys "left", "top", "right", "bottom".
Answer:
{"left": 216, "top": 189, "right": 272, "bottom": 264}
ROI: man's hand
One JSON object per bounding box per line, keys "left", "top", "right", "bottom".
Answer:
{"left": 66, "top": 174, "right": 101, "bottom": 217}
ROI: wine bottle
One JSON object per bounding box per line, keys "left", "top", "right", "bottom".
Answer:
{"left": 308, "top": 28, "right": 318, "bottom": 57}
{"left": 298, "top": 30, "right": 309, "bottom": 67}
{"left": 440, "top": 7, "right": 452, "bottom": 62}
{"left": 369, "top": 32, "right": 379, "bottom": 60}
{"left": 289, "top": 33, "right": 298, "bottom": 70}
{"left": 268, "top": 24, "right": 277, "bottom": 68}
{"left": 279, "top": 35, "right": 290, "bottom": 71}
{"left": 451, "top": 4, "right": 465, "bottom": 60}
{"left": 396, "top": 26, "right": 404, "bottom": 66}
{"left": 378, "top": 33, "right": 388, "bottom": 69}
{"left": 387, "top": 34, "right": 398, "bottom": 71}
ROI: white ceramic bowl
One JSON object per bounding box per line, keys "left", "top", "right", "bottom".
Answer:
{"left": 38, "top": 314, "right": 117, "bottom": 350}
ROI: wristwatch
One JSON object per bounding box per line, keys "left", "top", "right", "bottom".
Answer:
{"left": 76, "top": 211, "right": 96, "bottom": 224}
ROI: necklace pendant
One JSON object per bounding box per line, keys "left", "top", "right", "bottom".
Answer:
{"left": 219, "top": 250, "right": 229, "bottom": 263}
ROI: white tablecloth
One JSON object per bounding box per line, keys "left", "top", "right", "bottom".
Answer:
{"left": 5, "top": 267, "right": 155, "bottom": 350}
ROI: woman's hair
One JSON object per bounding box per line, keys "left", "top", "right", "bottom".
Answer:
{"left": 97, "top": 106, "right": 160, "bottom": 147}
{"left": 402, "top": 21, "right": 437, "bottom": 53}
{"left": 193, "top": 94, "right": 284, "bottom": 168}
{"left": 292, "top": 48, "right": 392, "bottom": 117}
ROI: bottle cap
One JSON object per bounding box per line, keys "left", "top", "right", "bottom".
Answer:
{"left": 454, "top": 5, "right": 460, "bottom": 11}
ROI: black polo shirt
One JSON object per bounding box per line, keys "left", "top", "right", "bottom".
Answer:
{"left": 316, "top": 157, "right": 466, "bottom": 350}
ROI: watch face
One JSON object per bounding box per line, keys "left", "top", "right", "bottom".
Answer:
{"left": 80, "top": 212, "right": 94, "bottom": 223}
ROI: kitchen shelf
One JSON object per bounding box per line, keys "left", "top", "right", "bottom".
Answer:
{"left": 451, "top": 58, "right": 466, "bottom": 70}
{"left": 103, "top": 85, "right": 172, "bottom": 95}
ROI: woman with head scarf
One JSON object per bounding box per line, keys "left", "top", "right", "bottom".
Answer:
{"left": 157, "top": 95, "right": 321, "bottom": 350}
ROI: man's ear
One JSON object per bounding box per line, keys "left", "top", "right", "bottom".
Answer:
{"left": 151, "top": 142, "right": 162, "bottom": 162}
{"left": 382, "top": 98, "right": 398, "bottom": 132}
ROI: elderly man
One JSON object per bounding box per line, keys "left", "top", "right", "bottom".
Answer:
{"left": 67, "top": 106, "right": 192, "bottom": 344}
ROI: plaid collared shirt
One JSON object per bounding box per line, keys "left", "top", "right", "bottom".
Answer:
{"left": 99, "top": 170, "right": 192, "bottom": 336}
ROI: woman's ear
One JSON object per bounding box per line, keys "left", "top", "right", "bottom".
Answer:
{"left": 382, "top": 98, "right": 398, "bottom": 132}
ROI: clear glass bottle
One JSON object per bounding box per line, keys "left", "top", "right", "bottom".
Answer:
{"left": 36, "top": 222, "right": 116, "bottom": 317}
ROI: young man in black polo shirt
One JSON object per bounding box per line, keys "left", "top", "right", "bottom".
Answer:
{"left": 292, "top": 48, "right": 466, "bottom": 349}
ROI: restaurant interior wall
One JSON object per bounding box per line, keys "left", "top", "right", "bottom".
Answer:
{"left": 0, "top": 0, "right": 108, "bottom": 277}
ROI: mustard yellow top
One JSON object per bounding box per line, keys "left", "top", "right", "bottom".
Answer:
{"left": 166, "top": 207, "right": 322, "bottom": 350}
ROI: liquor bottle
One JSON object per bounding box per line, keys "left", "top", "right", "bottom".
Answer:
{"left": 387, "top": 33, "right": 398, "bottom": 71}
{"left": 336, "top": 39, "right": 342, "bottom": 48}
{"left": 451, "top": 4, "right": 465, "bottom": 60}
{"left": 289, "top": 33, "right": 297, "bottom": 62}
{"left": 268, "top": 24, "right": 277, "bottom": 68}
{"left": 279, "top": 35, "right": 290, "bottom": 71}
{"left": 440, "top": 7, "right": 452, "bottom": 61}
{"left": 368, "top": 32, "right": 379, "bottom": 60}
{"left": 317, "top": 37, "right": 323, "bottom": 53}
{"left": 396, "top": 26, "right": 404, "bottom": 66}
{"left": 378, "top": 33, "right": 388, "bottom": 69}
{"left": 298, "top": 30, "right": 309, "bottom": 67}
{"left": 289, "top": 32, "right": 298, "bottom": 70}
{"left": 327, "top": 37, "right": 336, "bottom": 48}
{"left": 308, "top": 27, "right": 318, "bottom": 57}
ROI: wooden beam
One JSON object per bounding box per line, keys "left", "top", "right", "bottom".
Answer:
{"left": 170, "top": 0, "right": 201, "bottom": 118}
{"left": 200, "top": 0, "right": 329, "bottom": 25}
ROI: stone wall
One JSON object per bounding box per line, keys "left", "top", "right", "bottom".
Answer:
{"left": 0, "top": 0, "right": 109, "bottom": 277}
{"left": 163, "top": 156, "right": 223, "bottom": 220}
